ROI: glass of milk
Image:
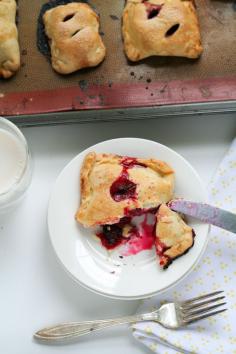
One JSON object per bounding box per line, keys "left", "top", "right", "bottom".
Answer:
{"left": 0, "top": 117, "right": 32, "bottom": 213}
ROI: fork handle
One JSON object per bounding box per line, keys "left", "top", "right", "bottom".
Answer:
{"left": 34, "top": 313, "right": 154, "bottom": 342}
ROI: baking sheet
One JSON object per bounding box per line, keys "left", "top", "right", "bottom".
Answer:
{"left": 0, "top": 0, "right": 236, "bottom": 116}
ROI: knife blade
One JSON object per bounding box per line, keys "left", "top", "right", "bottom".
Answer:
{"left": 168, "top": 200, "right": 236, "bottom": 234}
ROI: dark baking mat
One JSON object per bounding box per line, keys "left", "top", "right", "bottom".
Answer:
{"left": 0, "top": 0, "right": 236, "bottom": 116}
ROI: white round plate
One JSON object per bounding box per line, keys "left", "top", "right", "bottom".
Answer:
{"left": 48, "top": 138, "right": 209, "bottom": 300}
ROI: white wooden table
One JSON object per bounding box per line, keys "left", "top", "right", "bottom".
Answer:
{"left": 0, "top": 114, "right": 235, "bottom": 354}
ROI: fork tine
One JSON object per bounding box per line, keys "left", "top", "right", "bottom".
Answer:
{"left": 182, "top": 302, "right": 227, "bottom": 318}
{"left": 181, "top": 291, "right": 224, "bottom": 306}
{"left": 181, "top": 296, "right": 225, "bottom": 311}
{"left": 183, "top": 308, "right": 227, "bottom": 325}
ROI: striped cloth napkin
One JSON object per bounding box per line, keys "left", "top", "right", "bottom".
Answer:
{"left": 132, "top": 138, "right": 236, "bottom": 354}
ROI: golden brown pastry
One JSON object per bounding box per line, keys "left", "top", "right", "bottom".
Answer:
{"left": 122, "top": 0, "right": 203, "bottom": 61}
{"left": 43, "top": 2, "right": 106, "bottom": 74}
{"left": 155, "top": 204, "right": 194, "bottom": 268}
{"left": 0, "top": 0, "right": 20, "bottom": 79}
{"left": 76, "top": 152, "right": 175, "bottom": 228}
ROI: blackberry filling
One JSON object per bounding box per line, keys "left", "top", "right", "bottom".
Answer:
{"left": 121, "top": 157, "right": 146, "bottom": 169}
{"left": 110, "top": 157, "right": 146, "bottom": 202}
{"left": 110, "top": 177, "right": 137, "bottom": 202}
{"left": 97, "top": 224, "right": 123, "bottom": 250}
{"left": 124, "top": 206, "right": 159, "bottom": 217}
{"left": 96, "top": 217, "right": 132, "bottom": 250}
{"left": 142, "top": 1, "right": 163, "bottom": 19}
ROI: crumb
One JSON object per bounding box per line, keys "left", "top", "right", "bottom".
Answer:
{"left": 122, "top": 224, "right": 132, "bottom": 238}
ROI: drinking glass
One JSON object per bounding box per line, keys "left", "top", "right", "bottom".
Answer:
{"left": 0, "top": 117, "right": 32, "bottom": 213}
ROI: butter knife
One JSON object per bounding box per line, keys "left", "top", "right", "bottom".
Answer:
{"left": 168, "top": 200, "right": 236, "bottom": 234}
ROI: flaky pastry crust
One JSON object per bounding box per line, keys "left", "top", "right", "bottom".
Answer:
{"left": 155, "top": 204, "right": 194, "bottom": 267}
{"left": 76, "top": 152, "right": 175, "bottom": 227}
{"left": 43, "top": 2, "right": 106, "bottom": 74}
{"left": 122, "top": 0, "right": 203, "bottom": 61}
{"left": 0, "top": 0, "right": 20, "bottom": 79}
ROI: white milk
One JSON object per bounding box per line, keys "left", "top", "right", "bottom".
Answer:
{"left": 0, "top": 128, "right": 27, "bottom": 195}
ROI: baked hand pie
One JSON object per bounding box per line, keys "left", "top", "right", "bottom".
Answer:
{"left": 122, "top": 0, "right": 203, "bottom": 61}
{"left": 43, "top": 2, "right": 106, "bottom": 74}
{"left": 0, "top": 0, "right": 20, "bottom": 78}
{"left": 155, "top": 204, "right": 195, "bottom": 268}
{"left": 76, "top": 152, "right": 175, "bottom": 228}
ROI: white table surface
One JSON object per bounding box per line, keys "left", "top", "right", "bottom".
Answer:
{"left": 0, "top": 114, "right": 235, "bottom": 354}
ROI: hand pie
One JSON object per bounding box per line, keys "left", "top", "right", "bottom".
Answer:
{"left": 155, "top": 204, "right": 195, "bottom": 268}
{"left": 76, "top": 152, "right": 175, "bottom": 228}
{"left": 0, "top": 0, "right": 20, "bottom": 79}
{"left": 122, "top": 0, "right": 203, "bottom": 61}
{"left": 43, "top": 2, "right": 106, "bottom": 74}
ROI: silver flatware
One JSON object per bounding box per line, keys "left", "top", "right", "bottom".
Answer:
{"left": 169, "top": 199, "right": 236, "bottom": 234}
{"left": 34, "top": 290, "right": 226, "bottom": 342}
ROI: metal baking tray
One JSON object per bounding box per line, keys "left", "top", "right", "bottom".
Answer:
{"left": 1, "top": 0, "right": 236, "bottom": 126}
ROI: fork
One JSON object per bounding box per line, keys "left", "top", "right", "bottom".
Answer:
{"left": 34, "top": 291, "right": 226, "bottom": 342}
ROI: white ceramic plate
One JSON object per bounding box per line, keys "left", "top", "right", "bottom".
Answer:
{"left": 48, "top": 138, "right": 209, "bottom": 300}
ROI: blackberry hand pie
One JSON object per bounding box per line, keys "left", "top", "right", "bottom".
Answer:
{"left": 43, "top": 2, "right": 106, "bottom": 74}
{"left": 155, "top": 204, "right": 195, "bottom": 268}
{"left": 0, "top": 0, "right": 20, "bottom": 78}
{"left": 76, "top": 152, "right": 175, "bottom": 228}
{"left": 122, "top": 0, "right": 203, "bottom": 61}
